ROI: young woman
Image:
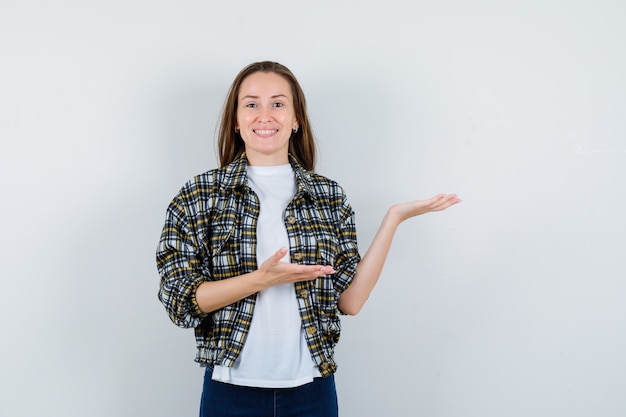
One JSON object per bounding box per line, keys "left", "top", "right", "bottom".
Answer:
{"left": 156, "top": 61, "right": 460, "bottom": 417}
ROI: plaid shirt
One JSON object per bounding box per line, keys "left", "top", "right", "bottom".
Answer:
{"left": 156, "top": 154, "right": 360, "bottom": 377}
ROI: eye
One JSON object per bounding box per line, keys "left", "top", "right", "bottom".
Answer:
{"left": 245, "top": 102, "right": 257, "bottom": 108}
{"left": 273, "top": 102, "right": 284, "bottom": 108}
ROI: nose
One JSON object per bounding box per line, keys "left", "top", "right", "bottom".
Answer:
{"left": 259, "top": 105, "right": 271, "bottom": 122}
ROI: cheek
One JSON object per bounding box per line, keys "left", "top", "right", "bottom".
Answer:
{"left": 236, "top": 109, "right": 252, "bottom": 126}
{"left": 279, "top": 112, "right": 296, "bottom": 126}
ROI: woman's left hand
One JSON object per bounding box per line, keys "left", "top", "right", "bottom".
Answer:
{"left": 388, "top": 193, "right": 461, "bottom": 222}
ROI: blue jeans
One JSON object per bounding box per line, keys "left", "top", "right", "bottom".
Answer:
{"left": 199, "top": 367, "right": 339, "bottom": 417}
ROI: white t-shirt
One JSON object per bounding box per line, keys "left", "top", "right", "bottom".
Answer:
{"left": 211, "top": 164, "right": 321, "bottom": 387}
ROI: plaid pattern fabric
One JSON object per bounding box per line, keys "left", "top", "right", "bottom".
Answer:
{"left": 156, "top": 153, "right": 360, "bottom": 376}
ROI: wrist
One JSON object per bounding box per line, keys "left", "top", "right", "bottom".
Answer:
{"left": 381, "top": 211, "right": 403, "bottom": 234}
{"left": 385, "top": 205, "right": 407, "bottom": 225}
{"left": 246, "top": 269, "right": 269, "bottom": 292}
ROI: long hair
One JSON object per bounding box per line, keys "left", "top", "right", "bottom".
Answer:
{"left": 217, "top": 61, "right": 316, "bottom": 171}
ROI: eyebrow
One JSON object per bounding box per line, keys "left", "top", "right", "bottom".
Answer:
{"left": 240, "top": 94, "right": 289, "bottom": 100}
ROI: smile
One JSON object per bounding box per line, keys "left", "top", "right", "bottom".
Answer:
{"left": 253, "top": 129, "right": 278, "bottom": 136}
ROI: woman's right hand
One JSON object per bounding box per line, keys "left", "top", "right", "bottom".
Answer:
{"left": 254, "top": 247, "right": 335, "bottom": 289}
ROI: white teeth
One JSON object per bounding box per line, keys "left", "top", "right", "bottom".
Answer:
{"left": 255, "top": 129, "right": 277, "bottom": 135}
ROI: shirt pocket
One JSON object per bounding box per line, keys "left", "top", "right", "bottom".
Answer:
{"left": 315, "top": 230, "right": 339, "bottom": 267}
{"left": 209, "top": 223, "right": 240, "bottom": 280}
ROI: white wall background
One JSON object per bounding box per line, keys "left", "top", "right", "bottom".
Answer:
{"left": 1, "top": 1, "right": 625, "bottom": 416}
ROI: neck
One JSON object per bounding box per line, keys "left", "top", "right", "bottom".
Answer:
{"left": 245, "top": 151, "right": 289, "bottom": 167}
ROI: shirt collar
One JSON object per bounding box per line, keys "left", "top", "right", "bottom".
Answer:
{"left": 221, "top": 152, "right": 317, "bottom": 201}
{"left": 289, "top": 154, "right": 317, "bottom": 201}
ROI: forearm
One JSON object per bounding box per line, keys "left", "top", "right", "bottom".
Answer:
{"left": 338, "top": 210, "right": 402, "bottom": 315}
{"left": 195, "top": 271, "right": 265, "bottom": 314}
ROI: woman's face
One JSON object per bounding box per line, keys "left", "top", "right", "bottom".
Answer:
{"left": 236, "top": 71, "right": 299, "bottom": 166}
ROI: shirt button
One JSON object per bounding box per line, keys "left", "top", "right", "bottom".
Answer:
{"left": 286, "top": 215, "right": 297, "bottom": 224}
{"left": 293, "top": 252, "right": 303, "bottom": 261}
{"left": 307, "top": 326, "right": 317, "bottom": 335}
{"left": 299, "top": 289, "right": 308, "bottom": 298}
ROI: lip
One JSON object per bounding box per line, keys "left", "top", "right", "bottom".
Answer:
{"left": 253, "top": 129, "right": 279, "bottom": 137}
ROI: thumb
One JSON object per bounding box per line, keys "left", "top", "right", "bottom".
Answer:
{"left": 270, "top": 247, "right": 289, "bottom": 263}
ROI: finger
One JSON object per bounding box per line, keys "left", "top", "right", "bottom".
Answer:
{"left": 427, "top": 194, "right": 451, "bottom": 208}
{"left": 432, "top": 194, "right": 461, "bottom": 211}
{"left": 319, "top": 265, "right": 336, "bottom": 275}
{"left": 435, "top": 193, "right": 458, "bottom": 202}
{"left": 296, "top": 264, "right": 334, "bottom": 274}
{"left": 416, "top": 195, "right": 452, "bottom": 213}
{"left": 267, "top": 247, "right": 289, "bottom": 264}
{"left": 290, "top": 264, "right": 336, "bottom": 277}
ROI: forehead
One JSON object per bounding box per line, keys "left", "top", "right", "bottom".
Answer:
{"left": 238, "top": 72, "right": 293, "bottom": 98}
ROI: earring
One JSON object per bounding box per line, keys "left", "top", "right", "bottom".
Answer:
{"left": 234, "top": 127, "right": 240, "bottom": 133}
{"left": 292, "top": 127, "right": 298, "bottom": 133}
